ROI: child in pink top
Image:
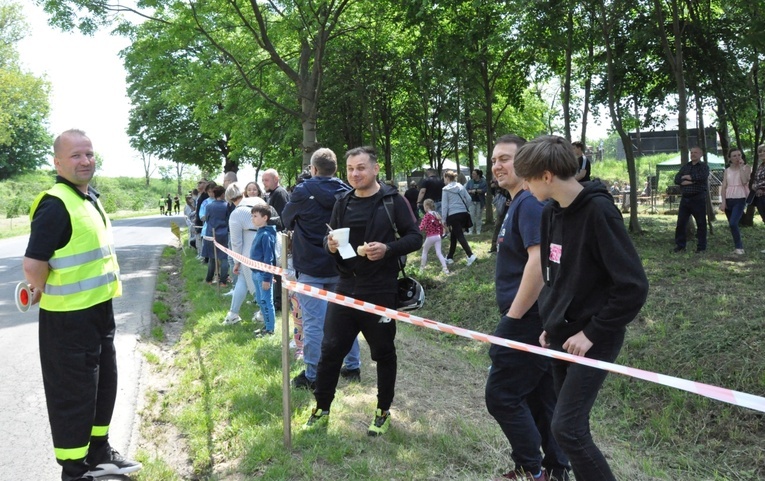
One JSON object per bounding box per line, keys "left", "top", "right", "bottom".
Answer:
{"left": 419, "top": 199, "right": 449, "bottom": 274}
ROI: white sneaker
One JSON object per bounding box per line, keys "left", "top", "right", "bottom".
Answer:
{"left": 733, "top": 249, "right": 745, "bottom": 255}
{"left": 222, "top": 289, "right": 234, "bottom": 297}
{"left": 446, "top": 258, "right": 454, "bottom": 265}
{"left": 222, "top": 312, "right": 242, "bottom": 325}
{"left": 253, "top": 311, "right": 263, "bottom": 322}
{"left": 467, "top": 254, "right": 478, "bottom": 266}
{"left": 442, "top": 268, "right": 450, "bottom": 274}
{"left": 289, "top": 339, "right": 297, "bottom": 349}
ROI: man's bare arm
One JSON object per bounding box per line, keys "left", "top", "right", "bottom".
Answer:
{"left": 23, "top": 257, "right": 49, "bottom": 305}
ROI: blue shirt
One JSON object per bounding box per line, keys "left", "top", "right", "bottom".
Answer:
{"left": 495, "top": 190, "right": 544, "bottom": 315}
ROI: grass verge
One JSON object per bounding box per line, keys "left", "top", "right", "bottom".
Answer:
{"left": 135, "top": 216, "right": 765, "bottom": 480}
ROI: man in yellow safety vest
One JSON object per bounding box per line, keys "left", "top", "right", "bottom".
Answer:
{"left": 23, "top": 129, "right": 141, "bottom": 481}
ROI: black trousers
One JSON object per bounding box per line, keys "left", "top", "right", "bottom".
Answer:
{"left": 485, "top": 315, "right": 569, "bottom": 476}
{"left": 39, "top": 300, "right": 118, "bottom": 481}
{"left": 549, "top": 331, "right": 624, "bottom": 481}
{"left": 447, "top": 212, "right": 474, "bottom": 259}
{"left": 314, "top": 291, "right": 397, "bottom": 411}
{"left": 674, "top": 193, "right": 707, "bottom": 250}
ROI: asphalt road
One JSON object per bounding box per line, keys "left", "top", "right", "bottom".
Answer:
{"left": 0, "top": 214, "right": 185, "bottom": 479}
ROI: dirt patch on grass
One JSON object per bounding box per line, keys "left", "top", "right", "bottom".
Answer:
{"left": 134, "top": 249, "right": 197, "bottom": 479}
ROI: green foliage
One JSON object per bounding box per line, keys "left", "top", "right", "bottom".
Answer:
{"left": 0, "top": 1, "right": 52, "bottom": 179}
{"left": 0, "top": 171, "right": 196, "bottom": 219}
{"left": 5, "top": 196, "right": 26, "bottom": 218}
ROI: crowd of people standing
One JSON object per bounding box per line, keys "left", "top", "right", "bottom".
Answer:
{"left": 161, "top": 140, "right": 765, "bottom": 481}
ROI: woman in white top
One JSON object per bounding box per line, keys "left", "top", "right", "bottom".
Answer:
{"left": 441, "top": 170, "right": 477, "bottom": 266}
{"left": 222, "top": 183, "right": 268, "bottom": 324}
{"left": 719, "top": 148, "right": 751, "bottom": 255}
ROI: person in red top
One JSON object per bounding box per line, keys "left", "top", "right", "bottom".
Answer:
{"left": 419, "top": 198, "right": 449, "bottom": 274}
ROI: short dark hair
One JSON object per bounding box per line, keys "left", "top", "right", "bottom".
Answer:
{"left": 250, "top": 204, "right": 271, "bottom": 219}
{"left": 514, "top": 135, "right": 578, "bottom": 180}
{"left": 472, "top": 169, "right": 483, "bottom": 178}
{"left": 495, "top": 134, "right": 527, "bottom": 149}
{"left": 212, "top": 185, "right": 226, "bottom": 199}
{"left": 345, "top": 146, "right": 377, "bottom": 163}
{"left": 572, "top": 141, "right": 585, "bottom": 150}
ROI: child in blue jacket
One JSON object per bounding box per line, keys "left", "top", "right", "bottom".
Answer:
{"left": 249, "top": 204, "right": 277, "bottom": 335}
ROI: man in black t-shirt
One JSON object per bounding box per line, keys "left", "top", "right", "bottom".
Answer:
{"left": 416, "top": 168, "right": 445, "bottom": 213}
{"left": 305, "top": 146, "right": 422, "bottom": 437}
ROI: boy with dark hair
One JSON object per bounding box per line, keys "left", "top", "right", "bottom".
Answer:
{"left": 513, "top": 135, "right": 648, "bottom": 481}
{"left": 486, "top": 134, "right": 569, "bottom": 481}
{"left": 250, "top": 204, "right": 277, "bottom": 335}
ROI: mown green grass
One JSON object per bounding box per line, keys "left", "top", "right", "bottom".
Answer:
{"left": 138, "top": 215, "right": 765, "bottom": 480}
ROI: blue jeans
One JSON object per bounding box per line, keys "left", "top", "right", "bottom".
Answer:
{"left": 674, "top": 193, "right": 707, "bottom": 250}
{"left": 485, "top": 315, "right": 569, "bottom": 477}
{"left": 253, "top": 271, "right": 275, "bottom": 331}
{"left": 724, "top": 198, "right": 746, "bottom": 249}
{"left": 296, "top": 273, "right": 360, "bottom": 381}
{"left": 550, "top": 331, "right": 624, "bottom": 481}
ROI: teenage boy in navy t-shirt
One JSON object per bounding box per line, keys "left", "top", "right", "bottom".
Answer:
{"left": 486, "top": 134, "right": 570, "bottom": 481}
{"left": 513, "top": 135, "right": 648, "bottom": 481}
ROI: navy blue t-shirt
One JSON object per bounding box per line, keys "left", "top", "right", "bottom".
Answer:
{"left": 494, "top": 189, "right": 544, "bottom": 315}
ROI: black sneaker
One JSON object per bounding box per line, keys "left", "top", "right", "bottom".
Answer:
{"left": 695, "top": 248, "right": 706, "bottom": 254}
{"left": 292, "top": 370, "right": 316, "bottom": 390}
{"left": 86, "top": 447, "right": 142, "bottom": 477}
{"left": 672, "top": 246, "right": 685, "bottom": 253}
{"left": 340, "top": 366, "right": 361, "bottom": 383}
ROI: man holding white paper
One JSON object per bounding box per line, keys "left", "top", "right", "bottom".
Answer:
{"left": 281, "top": 148, "right": 361, "bottom": 390}
{"left": 305, "top": 146, "right": 422, "bottom": 436}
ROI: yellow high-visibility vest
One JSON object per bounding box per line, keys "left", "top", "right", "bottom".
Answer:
{"left": 30, "top": 183, "right": 122, "bottom": 311}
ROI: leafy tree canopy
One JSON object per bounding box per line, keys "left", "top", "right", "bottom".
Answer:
{"left": 0, "top": 1, "right": 52, "bottom": 179}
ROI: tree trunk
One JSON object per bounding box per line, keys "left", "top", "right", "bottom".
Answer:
{"left": 175, "top": 162, "right": 184, "bottom": 196}
{"left": 563, "top": 10, "right": 573, "bottom": 141}
{"left": 482, "top": 64, "right": 496, "bottom": 226}
{"left": 695, "top": 90, "right": 715, "bottom": 227}
{"left": 598, "top": 0, "right": 641, "bottom": 233}
{"left": 580, "top": 16, "right": 594, "bottom": 145}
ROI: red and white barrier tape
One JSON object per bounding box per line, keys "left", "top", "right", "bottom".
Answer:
{"left": 212, "top": 239, "right": 765, "bottom": 414}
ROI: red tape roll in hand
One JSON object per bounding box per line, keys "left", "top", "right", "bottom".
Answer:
{"left": 15, "top": 282, "right": 31, "bottom": 313}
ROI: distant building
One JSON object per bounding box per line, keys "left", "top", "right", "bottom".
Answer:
{"left": 616, "top": 127, "right": 718, "bottom": 159}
